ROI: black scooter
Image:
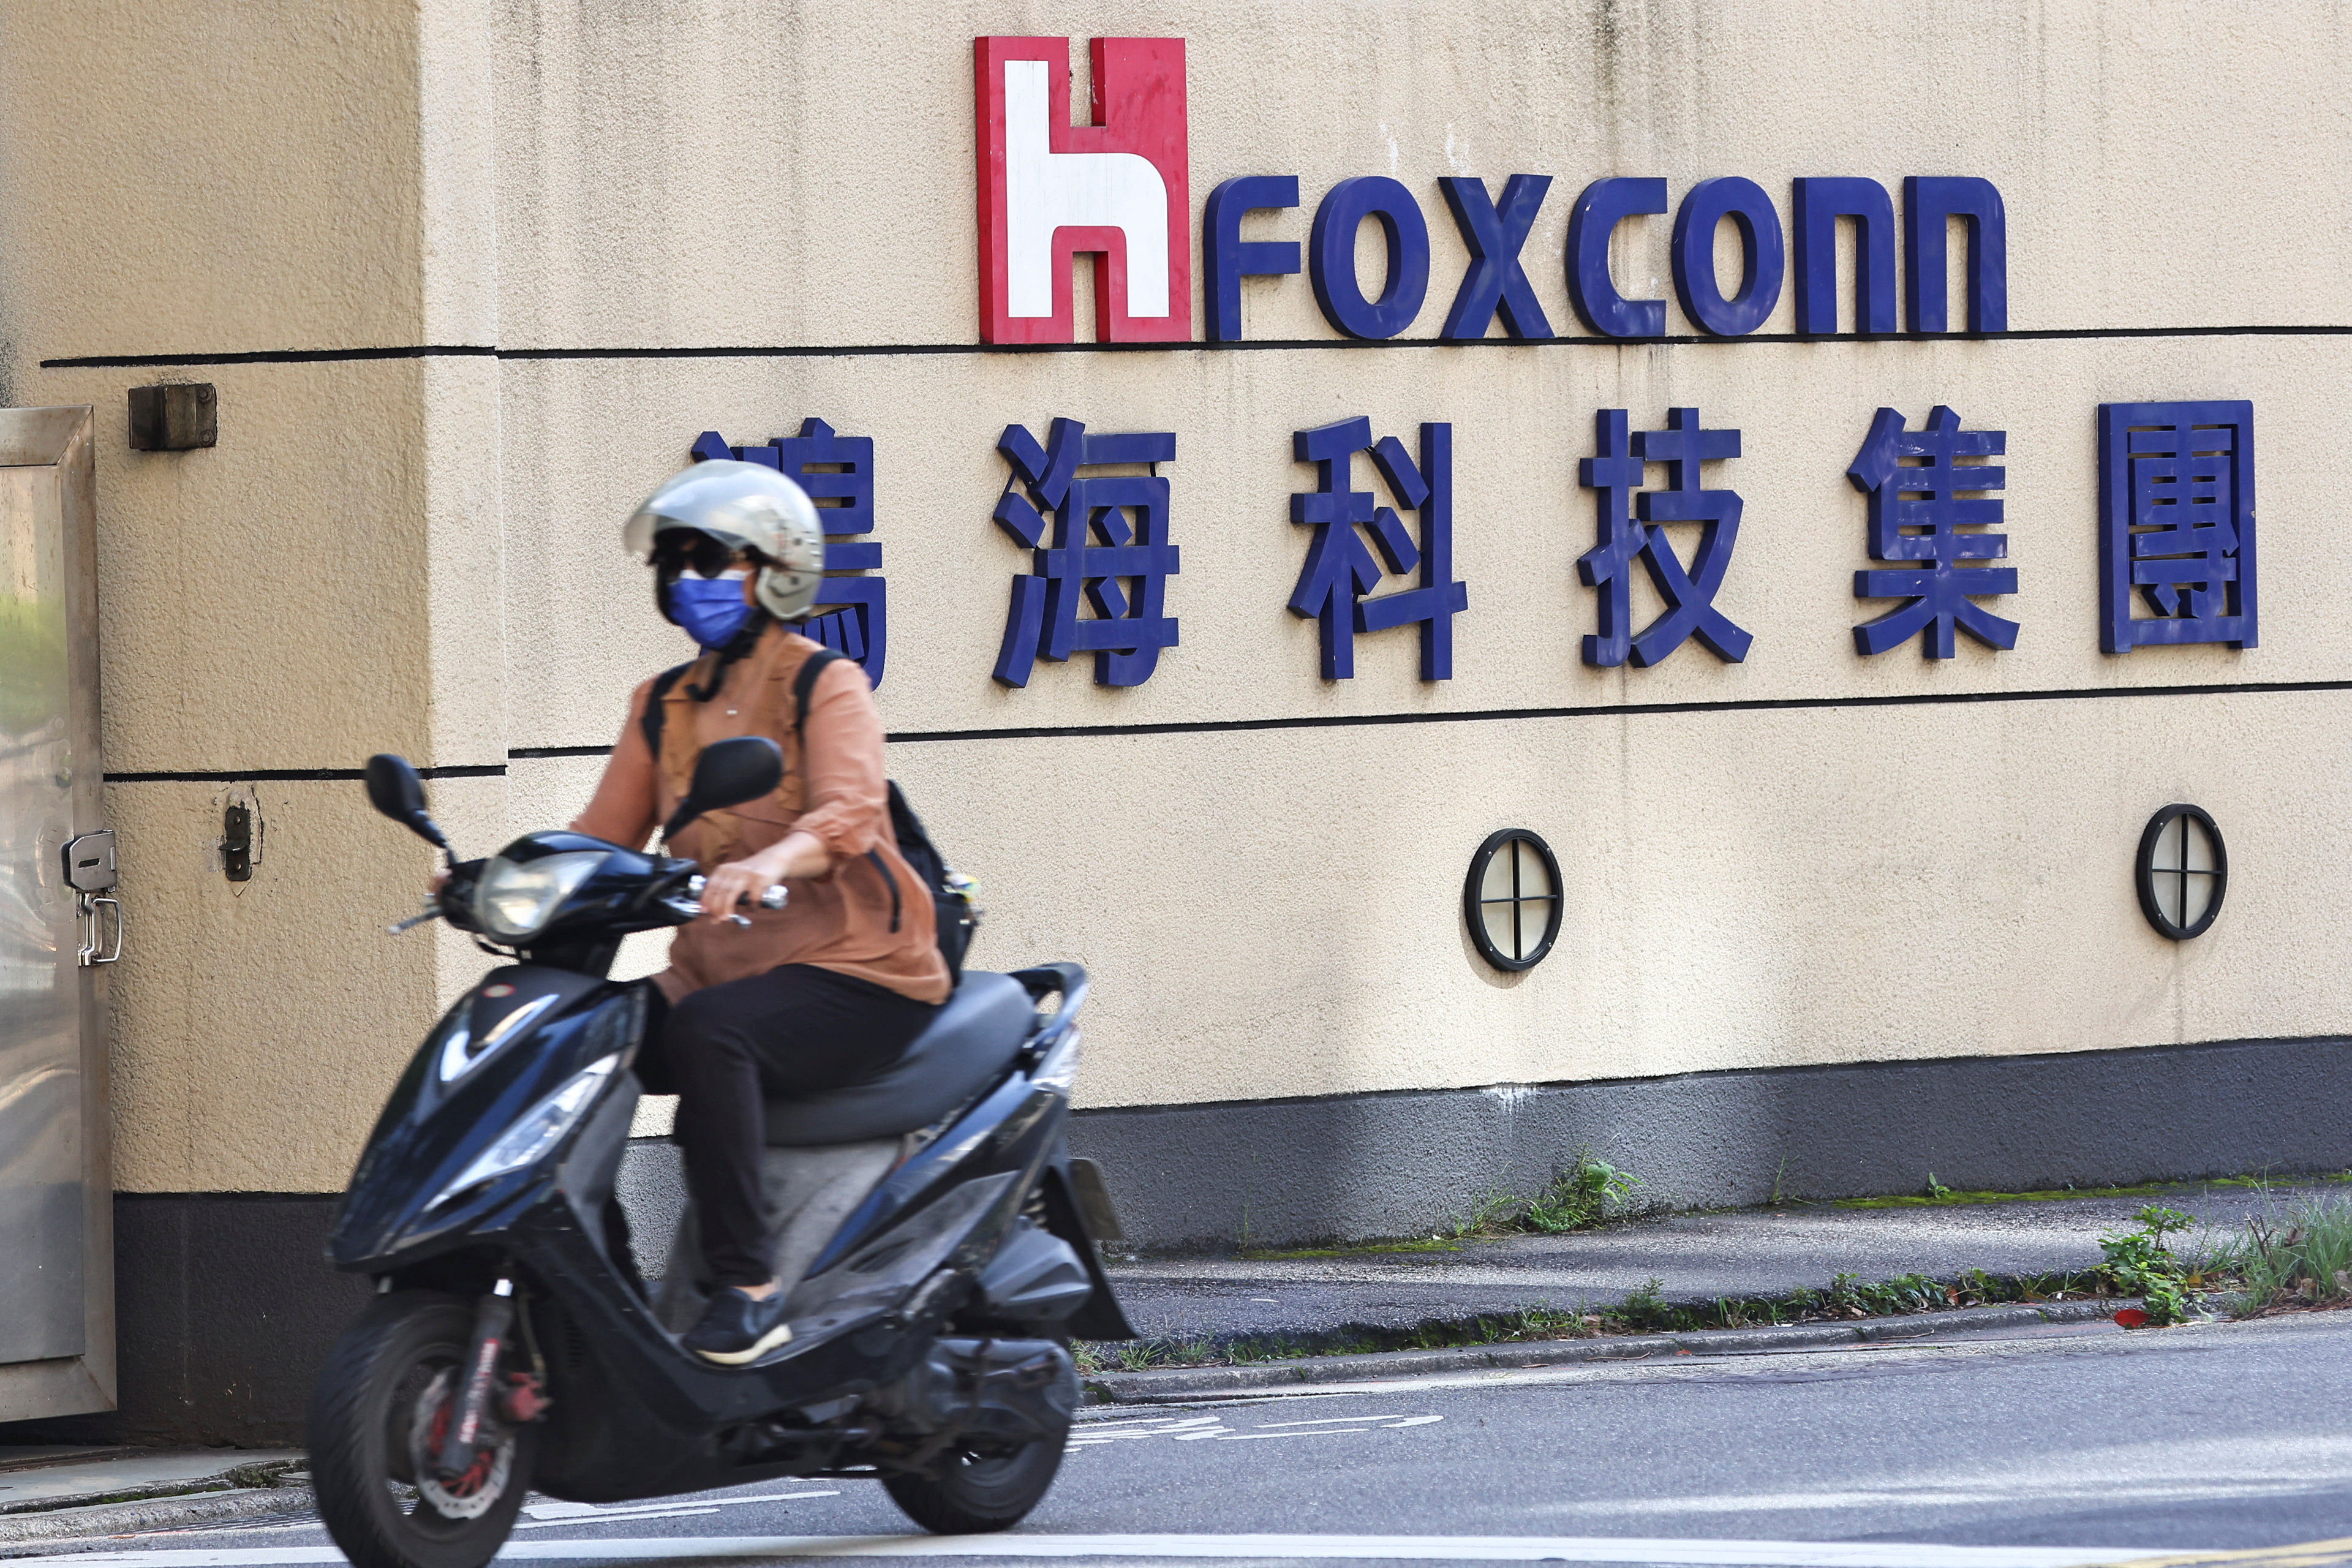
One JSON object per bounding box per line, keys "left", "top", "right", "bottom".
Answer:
{"left": 309, "top": 737, "right": 1133, "bottom": 1568}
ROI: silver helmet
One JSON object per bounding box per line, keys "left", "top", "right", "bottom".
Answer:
{"left": 622, "top": 459, "right": 827, "bottom": 622}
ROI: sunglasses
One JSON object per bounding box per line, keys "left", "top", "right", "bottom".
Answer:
{"left": 651, "top": 532, "right": 746, "bottom": 582}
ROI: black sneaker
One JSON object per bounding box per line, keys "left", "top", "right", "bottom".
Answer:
{"left": 682, "top": 1287, "right": 794, "bottom": 1365}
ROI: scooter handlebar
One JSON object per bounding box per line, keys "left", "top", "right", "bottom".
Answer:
{"left": 683, "top": 876, "right": 790, "bottom": 911}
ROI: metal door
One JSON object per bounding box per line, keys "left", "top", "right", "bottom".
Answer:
{"left": 0, "top": 405, "right": 115, "bottom": 1420}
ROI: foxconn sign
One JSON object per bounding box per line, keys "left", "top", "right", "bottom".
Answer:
{"left": 974, "top": 36, "right": 1193, "bottom": 344}
{"left": 973, "top": 36, "right": 2010, "bottom": 346}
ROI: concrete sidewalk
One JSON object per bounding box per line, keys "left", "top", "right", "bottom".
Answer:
{"left": 0, "top": 1449, "right": 308, "bottom": 1546}
{"left": 1102, "top": 1177, "right": 2335, "bottom": 1344}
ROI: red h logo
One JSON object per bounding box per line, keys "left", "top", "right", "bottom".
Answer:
{"left": 974, "top": 37, "right": 1190, "bottom": 344}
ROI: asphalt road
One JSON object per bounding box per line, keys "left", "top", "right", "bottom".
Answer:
{"left": 15, "top": 1312, "right": 2352, "bottom": 1567}
{"left": 1110, "top": 1181, "right": 2348, "bottom": 1342}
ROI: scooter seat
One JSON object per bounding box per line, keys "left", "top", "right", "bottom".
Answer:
{"left": 762, "top": 971, "right": 1036, "bottom": 1146}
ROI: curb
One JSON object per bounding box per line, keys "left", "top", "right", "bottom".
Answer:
{"left": 0, "top": 1485, "right": 314, "bottom": 1551}
{"left": 1082, "top": 1300, "right": 2128, "bottom": 1402}
{"left": 0, "top": 1461, "right": 299, "bottom": 1520}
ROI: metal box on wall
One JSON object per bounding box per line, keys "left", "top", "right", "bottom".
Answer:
{"left": 0, "top": 405, "right": 116, "bottom": 1421}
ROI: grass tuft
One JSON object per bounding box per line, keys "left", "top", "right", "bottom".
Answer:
{"left": 2199, "top": 1193, "right": 2352, "bottom": 1316}
{"left": 1447, "top": 1155, "right": 1643, "bottom": 1240}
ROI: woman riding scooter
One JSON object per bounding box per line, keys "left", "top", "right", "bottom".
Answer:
{"left": 575, "top": 459, "right": 947, "bottom": 1364}
{"left": 318, "top": 456, "right": 1118, "bottom": 1567}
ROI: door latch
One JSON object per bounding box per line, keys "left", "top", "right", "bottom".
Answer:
{"left": 62, "top": 829, "right": 122, "bottom": 967}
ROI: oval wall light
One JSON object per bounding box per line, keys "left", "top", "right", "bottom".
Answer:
{"left": 2136, "top": 804, "right": 2226, "bottom": 941}
{"left": 1464, "top": 829, "right": 1563, "bottom": 971}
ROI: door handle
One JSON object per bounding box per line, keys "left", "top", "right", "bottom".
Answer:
{"left": 82, "top": 896, "right": 122, "bottom": 966}
{"left": 77, "top": 894, "right": 122, "bottom": 966}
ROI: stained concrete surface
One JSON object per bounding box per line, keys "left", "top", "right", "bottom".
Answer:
{"left": 1104, "top": 1178, "right": 2338, "bottom": 1341}
{"left": 0, "top": 1449, "right": 296, "bottom": 1508}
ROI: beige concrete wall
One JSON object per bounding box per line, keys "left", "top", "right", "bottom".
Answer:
{"left": 502, "top": 334, "right": 2351, "bottom": 1120}
{"left": 890, "top": 690, "right": 2352, "bottom": 1109}
{"left": 480, "top": 0, "right": 2352, "bottom": 1131}
{"left": 0, "top": 2, "right": 510, "bottom": 1190}
{"left": 483, "top": 0, "right": 2352, "bottom": 347}
{"left": 0, "top": 2, "right": 429, "bottom": 363}
{"left": 2, "top": 0, "right": 2346, "bottom": 1191}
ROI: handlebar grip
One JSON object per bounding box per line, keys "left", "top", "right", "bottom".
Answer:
{"left": 682, "top": 875, "right": 788, "bottom": 911}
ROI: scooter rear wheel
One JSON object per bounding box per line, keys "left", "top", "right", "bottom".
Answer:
{"left": 309, "top": 1292, "right": 537, "bottom": 1568}
{"left": 881, "top": 1431, "right": 1068, "bottom": 1534}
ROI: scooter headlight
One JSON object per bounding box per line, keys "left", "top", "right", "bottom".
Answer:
{"left": 429, "top": 1054, "right": 620, "bottom": 1210}
{"left": 473, "top": 850, "right": 608, "bottom": 940}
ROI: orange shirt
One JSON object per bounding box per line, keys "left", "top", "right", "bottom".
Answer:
{"left": 572, "top": 624, "right": 949, "bottom": 1007}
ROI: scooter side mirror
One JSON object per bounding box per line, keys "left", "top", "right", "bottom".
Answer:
{"left": 364, "top": 754, "right": 451, "bottom": 852}
{"left": 662, "top": 736, "right": 783, "bottom": 842}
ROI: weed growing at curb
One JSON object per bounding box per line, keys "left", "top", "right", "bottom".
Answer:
{"left": 2096, "top": 1206, "right": 2197, "bottom": 1324}
{"left": 1448, "top": 1155, "right": 1643, "bottom": 1240}
{"left": 2198, "top": 1192, "right": 2352, "bottom": 1316}
{"left": 1240, "top": 1157, "right": 1646, "bottom": 1261}
{"left": 1525, "top": 1159, "right": 1642, "bottom": 1232}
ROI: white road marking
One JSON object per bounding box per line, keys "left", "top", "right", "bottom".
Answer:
{"left": 0, "top": 1531, "right": 2180, "bottom": 1566}
{"left": 517, "top": 1510, "right": 719, "bottom": 1528}
{"left": 1072, "top": 1410, "right": 1444, "bottom": 1444}
{"left": 517, "top": 1492, "right": 840, "bottom": 1529}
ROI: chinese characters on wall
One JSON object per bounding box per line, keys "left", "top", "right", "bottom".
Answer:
{"left": 688, "top": 398, "right": 2256, "bottom": 687}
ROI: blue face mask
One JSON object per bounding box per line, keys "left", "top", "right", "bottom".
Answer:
{"left": 667, "top": 574, "right": 755, "bottom": 650}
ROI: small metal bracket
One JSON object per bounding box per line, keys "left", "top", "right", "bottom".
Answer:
{"left": 223, "top": 804, "right": 253, "bottom": 882}
{"left": 128, "top": 383, "right": 217, "bottom": 451}
{"left": 62, "top": 829, "right": 115, "bottom": 894}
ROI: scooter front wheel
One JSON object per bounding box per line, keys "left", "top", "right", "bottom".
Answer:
{"left": 309, "top": 1292, "right": 537, "bottom": 1568}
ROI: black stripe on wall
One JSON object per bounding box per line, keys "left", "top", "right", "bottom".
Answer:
{"left": 104, "top": 763, "right": 505, "bottom": 785}
{"left": 876, "top": 676, "right": 2352, "bottom": 745}
{"left": 97, "top": 677, "right": 2352, "bottom": 782}
{"left": 38, "top": 322, "right": 2352, "bottom": 369}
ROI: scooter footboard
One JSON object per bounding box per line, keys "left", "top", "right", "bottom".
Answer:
{"left": 652, "top": 1139, "right": 902, "bottom": 1333}
{"left": 782, "top": 1172, "right": 1021, "bottom": 1329}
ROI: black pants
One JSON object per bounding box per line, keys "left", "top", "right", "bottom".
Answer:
{"left": 636, "top": 965, "right": 938, "bottom": 1289}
